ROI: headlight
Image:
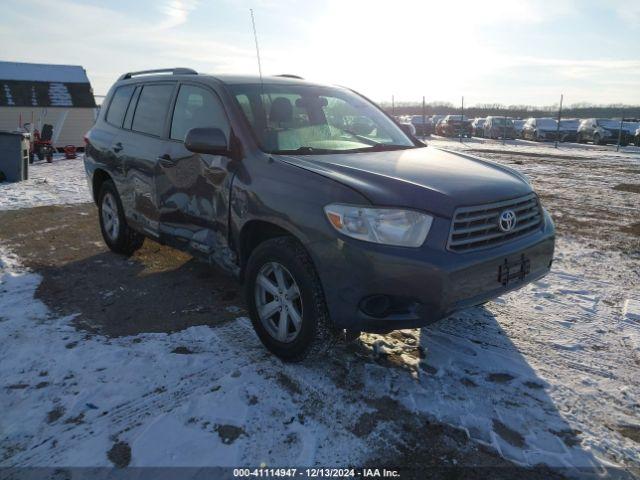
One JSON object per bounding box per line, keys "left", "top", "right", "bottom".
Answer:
{"left": 323, "top": 204, "right": 433, "bottom": 247}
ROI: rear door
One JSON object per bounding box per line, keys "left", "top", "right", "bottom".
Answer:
{"left": 156, "top": 82, "right": 234, "bottom": 261}
{"left": 92, "top": 84, "right": 137, "bottom": 195}
{"left": 121, "top": 82, "right": 177, "bottom": 238}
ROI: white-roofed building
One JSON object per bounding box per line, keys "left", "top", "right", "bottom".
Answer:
{"left": 0, "top": 61, "right": 97, "bottom": 149}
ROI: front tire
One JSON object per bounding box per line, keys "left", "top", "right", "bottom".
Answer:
{"left": 245, "top": 236, "right": 334, "bottom": 361}
{"left": 98, "top": 180, "right": 144, "bottom": 255}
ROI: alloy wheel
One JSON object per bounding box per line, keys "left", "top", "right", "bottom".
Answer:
{"left": 101, "top": 192, "right": 120, "bottom": 241}
{"left": 254, "top": 262, "right": 303, "bottom": 343}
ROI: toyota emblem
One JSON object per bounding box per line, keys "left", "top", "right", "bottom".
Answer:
{"left": 499, "top": 210, "right": 517, "bottom": 232}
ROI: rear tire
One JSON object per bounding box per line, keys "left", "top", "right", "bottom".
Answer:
{"left": 98, "top": 180, "right": 144, "bottom": 256}
{"left": 593, "top": 133, "right": 601, "bottom": 145}
{"left": 245, "top": 236, "right": 335, "bottom": 361}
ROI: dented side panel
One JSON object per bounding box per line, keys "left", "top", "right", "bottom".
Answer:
{"left": 156, "top": 141, "right": 238, "bottom": 274}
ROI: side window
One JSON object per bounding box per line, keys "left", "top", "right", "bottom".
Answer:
{"left": 132, "top": 84, "right": 175, "bottom": 137}
{"left": 123, "top": 86, "right": 142, "bottom": 130}
{"left": 235, "top": 94, "right": 254, "bottom": 126}
{"left": 106, "top": 85, "right": 135, "bottom": 127}
{"left": 170, "top": 85, "right": 230, "bottom": 141}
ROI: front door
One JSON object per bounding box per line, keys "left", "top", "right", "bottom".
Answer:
{"left": 156, "top": 83, "right": 235, "bottom": 266}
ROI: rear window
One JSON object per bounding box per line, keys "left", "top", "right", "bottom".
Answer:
{"left": 106, "top": 85, "right": 135, "bottom": 127}
{"left": 132, "top": 84, "right": 175, "bottom": 137}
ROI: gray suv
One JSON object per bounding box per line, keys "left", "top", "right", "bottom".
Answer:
{"left": 84, "top": 68, "right": 555, "bottom": 360}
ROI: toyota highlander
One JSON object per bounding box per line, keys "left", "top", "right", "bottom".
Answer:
{"left": 84, "top": 69, "right": 555, "bottom": 360}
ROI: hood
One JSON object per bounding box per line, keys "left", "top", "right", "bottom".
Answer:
{"left": 275, "top": 146, "right": 532, "bottom": 218}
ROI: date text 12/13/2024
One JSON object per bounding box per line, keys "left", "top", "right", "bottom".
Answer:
{"left": 233, "top": 468, "right": 400, "bottom": 478}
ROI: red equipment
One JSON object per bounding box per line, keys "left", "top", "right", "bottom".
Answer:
{"left": 64, "top": 145, "right": 77, "bottom": 159}
{"left": 28, "top": 124, "right": 55, "bottom": 162}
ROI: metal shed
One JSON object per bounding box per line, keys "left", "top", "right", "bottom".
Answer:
{"left": 0, "top": 61, "right": 97, "bottom": 149}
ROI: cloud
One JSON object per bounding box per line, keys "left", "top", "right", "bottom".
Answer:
{"left": 157, "top": 0, "right": 200, "bottom": 30}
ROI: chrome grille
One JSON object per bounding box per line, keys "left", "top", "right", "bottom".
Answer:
{"left": 448, "top": 194, "right": 543, "bottom": 252}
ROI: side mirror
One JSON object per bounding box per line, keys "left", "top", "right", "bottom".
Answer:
{"left": 184, "top": 127, "right": 229, "bottom": 155}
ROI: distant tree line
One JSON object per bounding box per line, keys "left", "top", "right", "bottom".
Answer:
{"left": 380, "top": 101, "right": 640, "bottom": 119}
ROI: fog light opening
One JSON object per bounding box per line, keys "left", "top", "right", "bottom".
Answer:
{"left": 360, "top": 295, "right": 392, "bottom": 318}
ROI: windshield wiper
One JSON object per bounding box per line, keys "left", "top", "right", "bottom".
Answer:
{"left": 350, "top": 144, "right": 416, "bottom": 152}
{"left": 272, "top": 146, "right": 342, "bottom": 155}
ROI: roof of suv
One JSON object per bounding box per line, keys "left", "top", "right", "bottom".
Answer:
{"left": 115, "top": 69, "right": 323, "bottom": 87}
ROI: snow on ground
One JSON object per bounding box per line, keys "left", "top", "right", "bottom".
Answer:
{"left": 0, "top": 155, "right": 90, "bottom": 211}
{"left": 1, "top": 237, "right": 638, "bottom": 471}
{"left": 401, "top": 239, "right": 640, "bottom": 468}
{"left": 0, "top": 246, "right": 370, "bottom": 467}
{"left": 428, "top": 135, "right": 640, "bottom": 161}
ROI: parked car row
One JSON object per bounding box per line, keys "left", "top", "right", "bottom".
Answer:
{"left": 397, "top": 113, "right": 640, "bottom": 146}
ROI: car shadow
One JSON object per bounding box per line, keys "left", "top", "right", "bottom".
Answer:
{"left": 33, "top": 248, "right": 244, "bottom": 337}
{"left": 397, "top": 305, "right": 608, "bottom": 473}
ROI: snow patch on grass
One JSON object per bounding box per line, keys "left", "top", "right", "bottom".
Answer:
{"left": 0, "top": 155, "right": 91, "bottom": 211}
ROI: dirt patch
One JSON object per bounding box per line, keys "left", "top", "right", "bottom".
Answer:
{"left": 613, "top": 184, "right": 640, "bottom": 194}
{"left": 465, "top": 147, "right": 585, "bottom": 161}
{"left": 366, "top": 396, "right": 561, "bottom": 478}
{"left": 617, "top": 425, "right": 640, "bottom": 444}
{"left": 46, "top": 406, "right": 65, "bottom": 424}
{"left": 0, "top": 204, "right": 245, "bottom": 337}
{"left": 64, "top": 413, "right": 85, "bottom": 425}
{"left": 621, "top": 222, "right": 640, "bottom": 238}
{"left": 107, "top": 441, "right": 131, "bottom": 468}
{"left": 275, "top": 372, "right": 303, "bottom": 396}
{"left": 6, "top": 383, "right": 29, "bottom": 390}
{"left": 171, "top": 346, "right": 194, "bottom": 355}
{"left": 214, "top": 424, "right": 245, "bottom": 445}
{"left": 550, "top": 428, "right": 582, "bottom": 448}
{"left": 524, "top": 381, "right": 545, "bottom": 390}
{"left": 487, "top": 373, "right": 515, "bottom": 383}
{"left": 492, "top": 419, "right": 526, "bottom": 448}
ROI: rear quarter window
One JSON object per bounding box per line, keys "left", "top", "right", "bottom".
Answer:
{"left": 106, "top": 85, "right": 135, "bottom": 127}
{"left": 132, "top": 84, "right": 175, "bottom": 137}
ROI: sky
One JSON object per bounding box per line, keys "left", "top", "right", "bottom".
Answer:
{"left": 1, "top": 0, "right": 639, "bottom": 106}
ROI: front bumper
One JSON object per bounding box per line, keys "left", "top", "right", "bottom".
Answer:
{"left": 309, "top": 210, "right": 555, "bottom": 331}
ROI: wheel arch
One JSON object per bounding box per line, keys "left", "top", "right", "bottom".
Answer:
{"left": 92, "top": 168, "right": 113, "bottom": 205}
{"left": 238, "top": 219, "right": 308, "bottom": 282}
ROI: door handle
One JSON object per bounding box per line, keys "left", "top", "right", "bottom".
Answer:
{"left": 112, "top": 142, "right": 123, "bottom": 153}
{"left": 158, "top": 154, "right": 176, "bottom": 168}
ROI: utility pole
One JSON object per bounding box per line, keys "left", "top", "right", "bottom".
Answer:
{"left": 503, "top": 113, "right": 507, "bottom": 146}
{"left": 422, "top": 96, "right": 426, "bottom": 139}
{"left": 554, "top": 94, "right": 563, "bottom": 148}
{"left": 616, "top": 109, "right": 624, "bottom": 152}
{"left": 460, "top": 96, "right": 464, "bottom": 143}
{"left": 392, "top": 95, "right": 395, "bottom": 117}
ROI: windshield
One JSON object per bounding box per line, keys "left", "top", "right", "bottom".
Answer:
{"left": 537, "top": 118, "right": 557, "bottom": 129}
{"left": 491, "top": 118, "right": 513, "bottom": 126}
{"left": 229, "top": 84, "right": 415, "bottom": 154}
{"left": 560, "top": 120, "right": 579, "bottom": 128}
{"left": 596, "top": 119, "right": 621, "bottom": 128}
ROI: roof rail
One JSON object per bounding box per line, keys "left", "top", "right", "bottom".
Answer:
{"left": 275, "top": 74, "right": 304, "bottom": 80}
{"left": 118, "top": 68, "right": 197, "bottom": 81}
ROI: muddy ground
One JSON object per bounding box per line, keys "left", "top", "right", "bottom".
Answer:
{"left": 0, "top": 204, "right": 242, "bottom": 337}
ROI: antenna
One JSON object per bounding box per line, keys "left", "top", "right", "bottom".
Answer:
{"left": 250, "top": 9, "right": 264, "bottom": 87}
{"left": 250, "top": 8, "right": 269, "bottom": 119}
